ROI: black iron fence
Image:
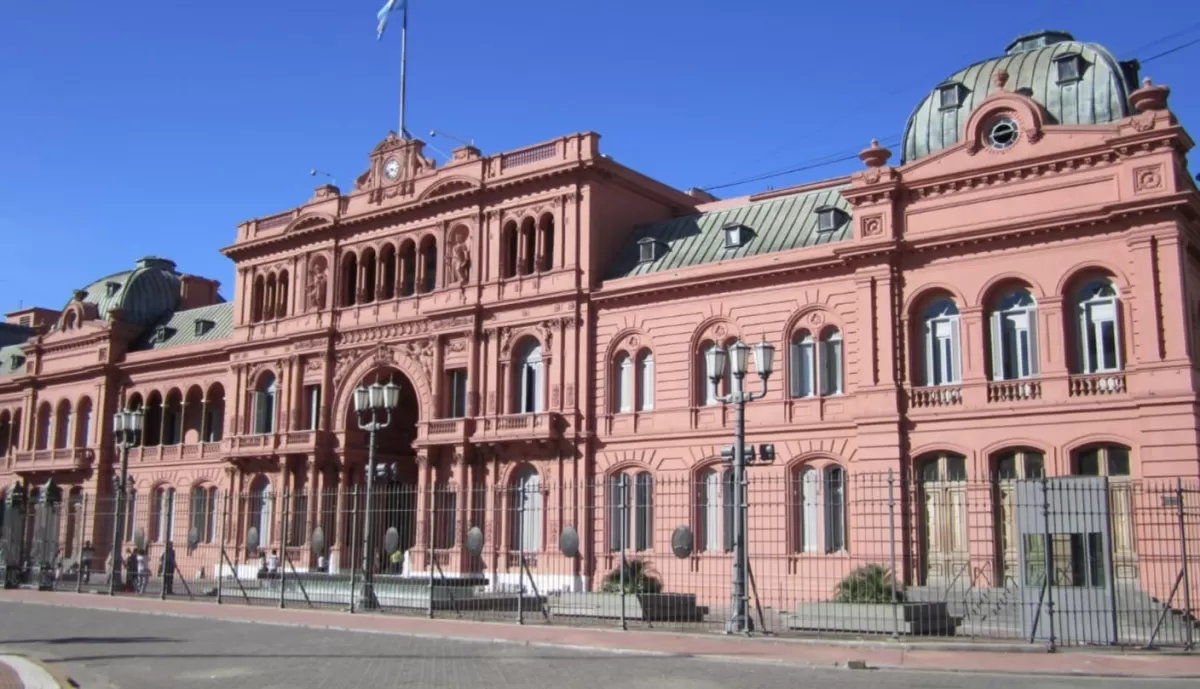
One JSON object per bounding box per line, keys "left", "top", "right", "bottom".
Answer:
{"left": 7, "top": 472, "right": 1198, "bottom": 650}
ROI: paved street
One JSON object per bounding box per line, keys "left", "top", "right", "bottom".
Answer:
{"left": 0, "top": 600, "right": 1195, "bottom": 689}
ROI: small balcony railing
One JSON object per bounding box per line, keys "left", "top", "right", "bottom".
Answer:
{"left": 1068, "top": 372, "right": 1127, "bottom": 397}
{"left": 13, "top": 447, "right": 94, "bottom": 470}
{"left": 908, "top": 385, "right": 963, "bottom": 409}
{"left": 987, "top": 379, "right": 1042, "bottom": 403}
{"left": 416, "top": 417, "right": 474, "bottom": 446}
{"left": 475, "top": 412, "right": 563, "bottom": 443}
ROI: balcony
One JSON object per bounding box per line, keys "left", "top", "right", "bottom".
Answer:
{"left": 1068, "top": 372, "right": 1127, "bottom": 397}
{"left": 986, "top": 379, "right": 1042, "bottom": 403}
{"left": 907, "top": 385, "right": 963, "bottom": 409}
{"left": 416, "top": 417, "right": 474, "bottom": 447}
{"left": 131, "top": 442, "right": 227, "bottom": 462}
{"left": 474, "top": 412, "right": 563, "bottom": 445}
{"left": 12, "top": 447, "right": 95, "bottom": 472}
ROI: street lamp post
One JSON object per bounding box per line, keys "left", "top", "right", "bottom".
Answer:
{"left": 354, "top": 379, "right": 400, "bottom": 610}
{"left": 706, "top": 337, "right": 775, "bottom": 635}
{"left": 109, "top": 408, "right": 143, "bottom": 596}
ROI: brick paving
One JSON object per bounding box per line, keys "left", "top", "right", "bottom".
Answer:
{"left": 0, "top": 591, "right": 1198, "bottom": 688}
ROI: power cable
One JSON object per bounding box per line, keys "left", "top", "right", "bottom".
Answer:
{"left": 700, "top": 30, "right": 1200, "bottom": 194}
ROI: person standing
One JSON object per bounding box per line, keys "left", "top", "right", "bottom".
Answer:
{"left": 123, "top": 549, "right": 137, "bottom": 593}
{"left": 135, "top": 549, "right": 149, "bottom": 594}
{"left": 159, "top": 542, "right": 176, "bottom": 595}
{"left": 80, "top": 541, "right": 93, "bottom": 585}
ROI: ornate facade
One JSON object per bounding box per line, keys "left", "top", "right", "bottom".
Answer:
{"left": 2, "top": 31, "right": 1199, "bottom": 606}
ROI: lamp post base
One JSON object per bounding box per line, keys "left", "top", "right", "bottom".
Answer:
{"left": 358, "top": 582, "right": 380, "bottom": 610}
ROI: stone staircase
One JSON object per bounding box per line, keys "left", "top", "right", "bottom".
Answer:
{"left": 903, "top": 581, "right": 1198, "bottom": 646}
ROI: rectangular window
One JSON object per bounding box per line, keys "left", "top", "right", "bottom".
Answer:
{"left": 445, "top": 369, "right": 468, "bottom": 417}
{"left": 926, "top": 318, "right": 961, "bottom": 385}
{"left": 304, "top": 385, "right": 321, "bottom": 430}
{"left": 823, "top": 468, "right": 845, "bottom": 553}
{"left": 607, "top": 475, "right": 625, "bottom": 552}
{"left": 203, "top": 407, "right": 223, "bottom": 442}
{"left": 638, "top": 354, "right": 654, "bottom": 411}
{"left": 1083, "top": 301, "right": 1121, "bottom": 373}
{"left": 634, "top": 474, "right": 652, "bottom": 551}
{"left": 790, "top": 339, "right": 814, "bottom": 397}
{"left": 618, "top": 359, "right": 633, "bottom": 413}
{"left": 820, "top": 338, "right": 843, "bottom": 395}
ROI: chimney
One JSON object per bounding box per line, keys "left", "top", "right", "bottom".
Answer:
{"left": 178, "top": 275, "right": 221, "bottom": 310}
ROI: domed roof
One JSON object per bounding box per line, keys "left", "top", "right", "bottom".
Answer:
{"left": 902, "top": 31, "right": 1141, "bottom": 164}
{"left": 68, "top": 256, "right": 183, "bottom": 327}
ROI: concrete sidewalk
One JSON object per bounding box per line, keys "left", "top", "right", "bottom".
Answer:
{"left": 2, "top": 589, "right": 1197, "bottom": 679}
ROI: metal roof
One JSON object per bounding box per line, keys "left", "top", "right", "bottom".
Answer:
{"left": 606, "top": 184, "right": 853, "bottom": 279}
{"left": 902, "top": 31, "right": 1139, "bottom": 164}
{"left": 132, "top": 302, "right": 235, "bottom": 351}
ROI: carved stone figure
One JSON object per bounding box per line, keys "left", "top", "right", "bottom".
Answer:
{"left": 452, "top": 240, "right": 471, "bottom": 285}
{"left": 306, "top": 260, "right": 328, "bottom": 310}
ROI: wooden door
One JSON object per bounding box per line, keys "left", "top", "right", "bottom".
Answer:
{"left": 919, "top": 454, "right": 970, "bottom": 585}
{"left": 993, "top": 450, "right": 1044, "bottom": 585}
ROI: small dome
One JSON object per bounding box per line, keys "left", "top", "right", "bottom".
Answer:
{"left": 68, "top": 257, "right": 183, "bottom": 326}
{"left": 902, "top": 31, "right": 1141, "bottom": 164}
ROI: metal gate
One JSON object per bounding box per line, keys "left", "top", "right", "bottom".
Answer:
{"left": 1016, "top": 476, "right": 1117, "bottom": 645}
{"left": 0, "top": 480, "right": 64, "bottom": 590}
{"left": 1, "top": 482, "right": 29, "bottom": 588}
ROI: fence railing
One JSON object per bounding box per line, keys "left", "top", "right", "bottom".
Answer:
{"left": 3, "top": 472, "right": 1196, "bottom": 649}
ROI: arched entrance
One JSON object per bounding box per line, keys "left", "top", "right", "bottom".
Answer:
{"left": 343, "top": 367, "right": 421, "bottom": 574}
{"left": 916, "top": 452, "right": 969, "bottom": 585}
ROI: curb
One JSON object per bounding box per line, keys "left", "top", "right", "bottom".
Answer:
{"left": 0, "top": 653, "right": 78, "bottom": 689}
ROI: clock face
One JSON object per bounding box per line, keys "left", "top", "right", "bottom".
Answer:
{"left": 384, "top": 158, "right": 401, "bottom": 181}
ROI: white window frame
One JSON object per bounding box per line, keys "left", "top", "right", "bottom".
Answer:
{"left": 1077, "top": 280, "right": 1122, "bottom": 373}
{"left": 991, "top": 289, "right": 1040, "bottom": 380}
{"left": 637, "top": 351, "right": 654, "bottom": 411}
{"left": 822, "top": 466, "right": 846, "bottom": 553}
{"left": 820, "top": 329, "right": 844, "bottom": 395}
{"left": 703, "top": 343, "right": 720, "bottom": 406}
{"left": 511, "top": 467, "right": 542, "bottom": 552}
{"left": 253, "top": 375, "right": 276, "bottom": 435}
{"left": 790, "top": 331, "right": 815, "bottom": 398}
{"left": 615, "top": 353, "right": 633, "bottom": 413}
{"left": 516, "top": 341, "right": 544, "bottom": 414}
{"left": 799, "top": 467, "right": 819, "bottom": 553}
{"left": 923, "top": 299, "right": 962, "bottom": 386}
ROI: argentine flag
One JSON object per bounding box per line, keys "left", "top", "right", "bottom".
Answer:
{"left": 377, "top": 0, "right": 407, "bottom": 40}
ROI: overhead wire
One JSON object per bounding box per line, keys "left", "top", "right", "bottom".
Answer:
{"left": 700, "top": 26, "right": 1200, "bottom": 194}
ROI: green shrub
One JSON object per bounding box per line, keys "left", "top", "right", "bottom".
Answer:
{"left": 832, "top": 564, "right": 904, "bottom": 603}
{"left": 601, "top": 559, "right": 663, "bottom": 594}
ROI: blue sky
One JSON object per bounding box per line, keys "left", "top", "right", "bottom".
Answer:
{"left": 1, "top": 1, "right": 1197, "bottom": 314}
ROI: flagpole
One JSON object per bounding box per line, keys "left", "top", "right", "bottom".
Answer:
{"left": 399, "top": 2, "right": 408, "bottom": 138}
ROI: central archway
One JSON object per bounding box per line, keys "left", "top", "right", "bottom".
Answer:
{"left": 343, "top": 365, "right": 422, "bottom": 574}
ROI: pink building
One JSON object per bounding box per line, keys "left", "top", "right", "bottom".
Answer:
{"left": 1, "top": 31, "right": 1198, "bottom": 636}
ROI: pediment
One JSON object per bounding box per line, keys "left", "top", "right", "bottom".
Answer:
{"left": 418, "top": 176, "right": 480, "bottom": 201}
{"left": 285, "top": 212, "right": 336, "bottom": 234}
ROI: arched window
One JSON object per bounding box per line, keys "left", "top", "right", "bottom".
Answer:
{"left": 124, "top": 489, "right": 138, "bottom": 543}
{"left": 614, "top": 353, "right": 633, "bottom": 413}
{"left": 253, "top": 373, "right": 277, "bottom": 435}
{"left": 1076, "top": 279, "right": 1122, "bottom": 373}
{"left": 152, "top": 486, "right": 176, "bottom": 543}
{"left": 74, "top": 397, "right": 93, "bottom": 447}
{"left": 539, "top": 213, "right": 555, "bottom": 271}
{"left": 0, "top": 411, "right": 12, "bottom": 457}
{"left": 250, "top": 477, "right": 273, "bottom": 548}
{"left": 637, "top": 351, "right": 654, "bottom": 411}
{"left": 251, "top": 275, "right": 265, "bottom": 322}
{"left": 399, "top": 241, "right": 417, "bottom": 297}
{"left": 420, "top": 236, "right": 438, "bottom": 293}
{"left": 793, "top": 467, "right": 819, "bottom": 553}
{"left": 519, "top": 218, "right": 536, "bottom": 275}
{"left": 607, "top": 471, "right": 654, "bottom": 552}
{"left": 53, "top": 400, "right": 71, "bottom": 449}
{"left": 264, "top": 272, "right": 277, "bottom": 319}
{"left": 823, "top": 465, "right": 846, "bottom": 552}
{"left": 789, "top": 330, "right": 815, "bottom": 398}
{"left": 380, "top": 244, "right": 397, "bottom": 300}
{"left": 501, "top": 221, "right": 519, "bottom": 279}
{"left": 190, "top": 485, "right": 220, "bottom": 544}
{"left": 698, "top": 467, "right": 734, "bottom": 553}
{"left": 510, "top": 466, "right": 542, "bottom": 553}
{"left": 341, "top": 253, "right": 358, "bottom": 307}
{"left": 277, "top": 270, "right": 290, "bottom": 317}
{"left": 922, "top": 298, "right": 962, "bottom": 386}
{"left": 990, "top": 289, "right": 1038, "bottom": 380}
{"left": 515, "top": 340, "right": 544, "bottom": 414}
{"left": 35, "top": 402, "right": 52, "bottom": 450}
{"left": 360, "top": 247, "right": 377, "bottom": 304}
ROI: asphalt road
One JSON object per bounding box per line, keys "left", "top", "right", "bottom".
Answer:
{"left": 0, "top": 601, "right": 1193, "bottom": 689}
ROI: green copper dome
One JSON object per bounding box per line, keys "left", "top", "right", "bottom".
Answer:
{"left": 902, "top": 31, "right": 1141, "bottom": 164}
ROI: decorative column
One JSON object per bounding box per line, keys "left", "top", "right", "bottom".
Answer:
{"left": 413, "top": 451, "right": 431, "bottom": 570}
{"left": 331, "top": 460, "right": 349, "bottom": 573}
{"left": 455, "top": 448, "right": 469, "bottom": 572}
